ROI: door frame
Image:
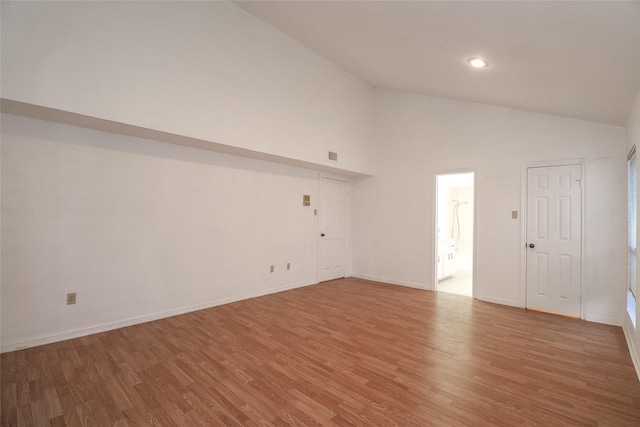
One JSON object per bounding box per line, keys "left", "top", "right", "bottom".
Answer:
{"left": 519, "top": 159, "right": 585, "bottom": 317}
{"left": 317, "top": 173, "right": 351, "bottom": 283}
{"left": 433, "top": 168, "right": 478, "bottom": 296}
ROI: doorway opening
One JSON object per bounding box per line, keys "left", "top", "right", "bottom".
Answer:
{"left": 435, "top": 172, "right": 475, "bottom": 296}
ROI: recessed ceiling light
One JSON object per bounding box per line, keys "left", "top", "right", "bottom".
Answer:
{"left": 467, "top": 58, "right": 489, "bottom": 68}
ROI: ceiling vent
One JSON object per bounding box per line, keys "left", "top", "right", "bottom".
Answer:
{"left": 328, "top": 151, "right": 338, "bottom": 161}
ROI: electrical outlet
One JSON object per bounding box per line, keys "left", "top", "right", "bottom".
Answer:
{"left": 287, "top": 263, "right": 291, "bottom": 270}
{"left": 67, "top": 292, "right": 77, "bottom": 305}
{"left": 270, "top": 265, "right": 275, "bottom": 273}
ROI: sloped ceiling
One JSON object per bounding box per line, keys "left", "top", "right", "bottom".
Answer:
{"left": 237, "top": 1, "right": 640, "bottom": 126}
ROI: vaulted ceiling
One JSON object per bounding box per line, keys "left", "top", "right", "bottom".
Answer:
{"left": 236, "top": 1, "right": 640, "bottom": 126}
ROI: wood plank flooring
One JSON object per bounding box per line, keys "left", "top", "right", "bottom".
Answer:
{"left": 2, "top": 277, "right": 640, "bottom": 426}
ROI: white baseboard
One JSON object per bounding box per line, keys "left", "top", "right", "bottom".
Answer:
{"left": 474, "top": 294, "right": 520, "bottom": 308}
{"left": 622, "top": 318, "right": 640, "bottom": 382}
{"left": 350, "top": 273, "right": 429, "bottom": 290}
{"left": 0, "top": 280, "right": 315, "bottom": 354}
{"left": 584, "top": 313, "right": 623, "bottom": 326}
{"left": 352, "top": 275, "right": 524, "bottom": 310}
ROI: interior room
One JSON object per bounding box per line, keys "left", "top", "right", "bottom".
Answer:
{"left": 2, "top": 1, "right": 640, "bottom": 425}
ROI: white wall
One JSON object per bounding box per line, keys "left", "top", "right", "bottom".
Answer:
{"left": 352, "top": 90, "right": 627, "bottom": 324}
{"left": 624, "top": 88, "right": 640, "bottom": 377}
{"left": 0, "top": 114, "right": 327, "bottom": 352}
{"left": 1, "top": 1, "right": 373, "bottom": 174}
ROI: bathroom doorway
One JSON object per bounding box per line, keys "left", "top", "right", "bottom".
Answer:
{"left": 435, "top": 172, "right": 475, "bottom": 296}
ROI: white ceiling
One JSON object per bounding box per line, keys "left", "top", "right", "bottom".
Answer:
{"left": 236, "top": 1, "right": 640, "bottom": 126}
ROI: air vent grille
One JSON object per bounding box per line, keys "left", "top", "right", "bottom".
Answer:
{"left": 328, "top": 151, "right": 338, "bottom": 161}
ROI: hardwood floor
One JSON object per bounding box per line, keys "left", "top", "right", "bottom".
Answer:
{"left": 2, "top": 277, "right": 640, "bottom": 426}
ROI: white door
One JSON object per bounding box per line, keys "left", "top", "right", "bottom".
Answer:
{"left": 318, "top": 177, "right": 349, "bottom": 282}
{"left": 526, "top": 164, "right": 582, "bottom": 317}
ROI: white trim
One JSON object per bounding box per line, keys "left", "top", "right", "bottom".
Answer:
{"left": 623, "top": 318, "right": 640, "bottom": 382}
{"left": 520, "top": 158, "right": 586, "bottom": 316}
{"left": 584, "top": 314, "right": 623, "bottom": 326}
{"left": 519, "top": 165, "right": 528, "bottom": 308}
{"left": 432, "top": 174, "right": 439, "bottom": 291}
{"left": 350, "top": 274, "right": 428, "bottom": 290}
{"left": 0, "top": 280, "right": 315, "bottom": 354}
{"left": 580, "top": 161, "right": 588, "bottom": 320}
{"left": 319, "top": 173, "right": 351, "bottom": 183}
{"left": 475, "top": 294, "right": 520, "bottom": 308}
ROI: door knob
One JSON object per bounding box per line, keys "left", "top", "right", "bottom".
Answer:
{"left": 529, "top": 243, "right": 535, "bottom": 248}
{"left": 321, "top": 233, "right": 325, "bottom": 237}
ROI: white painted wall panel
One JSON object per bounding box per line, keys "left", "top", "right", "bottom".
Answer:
{"left": 1, "top": 114, "right": 321, "bottom": 351}
{"left": 352, "top": 90, "right": 627, "bottom": 323}
{"left": 0, "top": 1, "right": 373, "bottom": 174}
